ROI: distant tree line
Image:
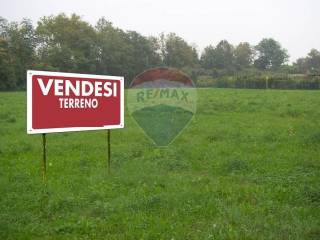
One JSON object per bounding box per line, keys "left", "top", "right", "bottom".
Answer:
{"left": 0, "top": 13, "right": 320, "bottom": 90}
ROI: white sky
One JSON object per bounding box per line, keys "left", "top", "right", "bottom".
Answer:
{"left": 1, "top": 0, "right": 319, "bottom": 62}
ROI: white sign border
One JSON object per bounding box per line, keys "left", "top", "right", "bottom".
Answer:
{"left": 27, "top": 70, "right": 124, "bottom": 134}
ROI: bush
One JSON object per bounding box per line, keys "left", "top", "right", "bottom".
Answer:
{"left": 196, "top": 72, "right": 320, "bottom": 89}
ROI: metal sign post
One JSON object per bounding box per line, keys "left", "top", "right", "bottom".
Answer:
{"left": 107, "top": 130, "right": 111, "bottom": 174}
{"left": 42, "top": 133, "right": 47, "bottom": 184}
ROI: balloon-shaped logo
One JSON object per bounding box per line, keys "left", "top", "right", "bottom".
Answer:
{"left": 127, "top": 67, "right": 197, "bottom": 146}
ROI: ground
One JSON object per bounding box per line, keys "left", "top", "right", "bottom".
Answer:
{"left": 0, "top": 89, "right": 319, "bottom": 239}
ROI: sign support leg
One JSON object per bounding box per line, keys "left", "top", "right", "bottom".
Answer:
{"left": 42, "top": 133, "right": 47, "bottom": 184}
{"left": 107, "top": 130, "right": 111, "bottom": 174}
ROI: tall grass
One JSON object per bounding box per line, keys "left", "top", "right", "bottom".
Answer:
{"left": 0, "top": 89, "right": 319, "bottom": 239}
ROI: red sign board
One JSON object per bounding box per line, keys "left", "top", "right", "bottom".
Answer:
{"left": 27, "top": 70, "right": 124, "bottom": 134}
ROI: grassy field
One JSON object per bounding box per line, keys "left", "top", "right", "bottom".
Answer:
{"left": 0, "top": 89, "right": 319, "bottom": 239}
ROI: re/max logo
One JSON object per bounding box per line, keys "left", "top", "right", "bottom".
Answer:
{"left": 136, "top": 88, "right": 189, "bottom": 103}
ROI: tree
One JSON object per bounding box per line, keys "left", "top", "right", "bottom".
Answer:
{"left": 234, "top": 42, "right": 254, "bottom": 69}
{"left": 200, "top": 45, "right": 216, "bottom": 69}
{"left": 200, "top": 40, "right": 235, "bottom": 75}
{"left": 306, "top": 49, "right": 320, "bottom": 73}
{"left": 124, "top": 30, "right": 161, "bottom": 78}
{"left": 160, "top": 33, "right": 198, "bottom": 68}
{"left": 213, "top": 40, "right": 234, "bottom": 70}
{"left": 254, "top": 38, "right": 288, "bottom": 70}
{"left": 0, "top": 17, "right": 8, "bottom": 37}
{"left": 0, "top": 37, "right": 16, "bottom": 90}
{"left": 294, "top": 57, "right": 308, "bottom": 73}
{"left": 95, "top": 18, "right": 132, "bottom": 77}
{"left": 0, "top": 18, "right": 36, "bottom": 89}
{"left": 0, "top": 17, "right": 15, "bottom": 90}
{"left": 36, "top": 14, "right": 98, "bottom": 73}
{"left": 294, "top": 49, "right": 320, "bottom": 74}
{"left": 95, "top": 19, "right": 162, "bottom": 84}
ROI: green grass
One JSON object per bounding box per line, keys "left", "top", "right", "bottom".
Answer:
{"left": 0, "top": 89, "right": 320, "bottom": 239}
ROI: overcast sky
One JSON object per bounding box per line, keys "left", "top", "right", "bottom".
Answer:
{"left": 1, "top": 0, "right": 319, "bottom": 62}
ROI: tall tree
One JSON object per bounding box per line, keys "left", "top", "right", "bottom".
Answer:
{"left": 294, "top": 57, "right": 307, "bottom": 73}
{"left": 0, "top": 37, "right": 16, "bottom": 90}
{"left": 0, "top": 17, "right": 14, "bottom": 90}
{"left": 254, "top": 38, "right": 288, "bottom": 70}
{"left": 160, "top": 33, "right": 198, "bottom": 68}
{"left": 306, "top": 49, "right": 320, "bottom": 73}
{"left": 0, "top": 18, "right": 36, "bottom": 89}
{"left": 200, "top": 40, "right": 235, "bottom": 72}
{"left": 294, "top": 49, "right": 320, "bottom": 74}
{"left": 124, "top": 30, "right": 161, "bottom": 78}
{"left": 95, "top": 18, "right": 132, "bottom": 77}
{"left": 234, "top": 42, "right": 254, "bottom": 69}
{"left": 36, "top": 14, "right": 98, "bottom": 73}
{"left": 213, "top": 40, "right": 234, "bottom": 69}
{"left": 200, "top": 45, "right": 216, "bottom": 69}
